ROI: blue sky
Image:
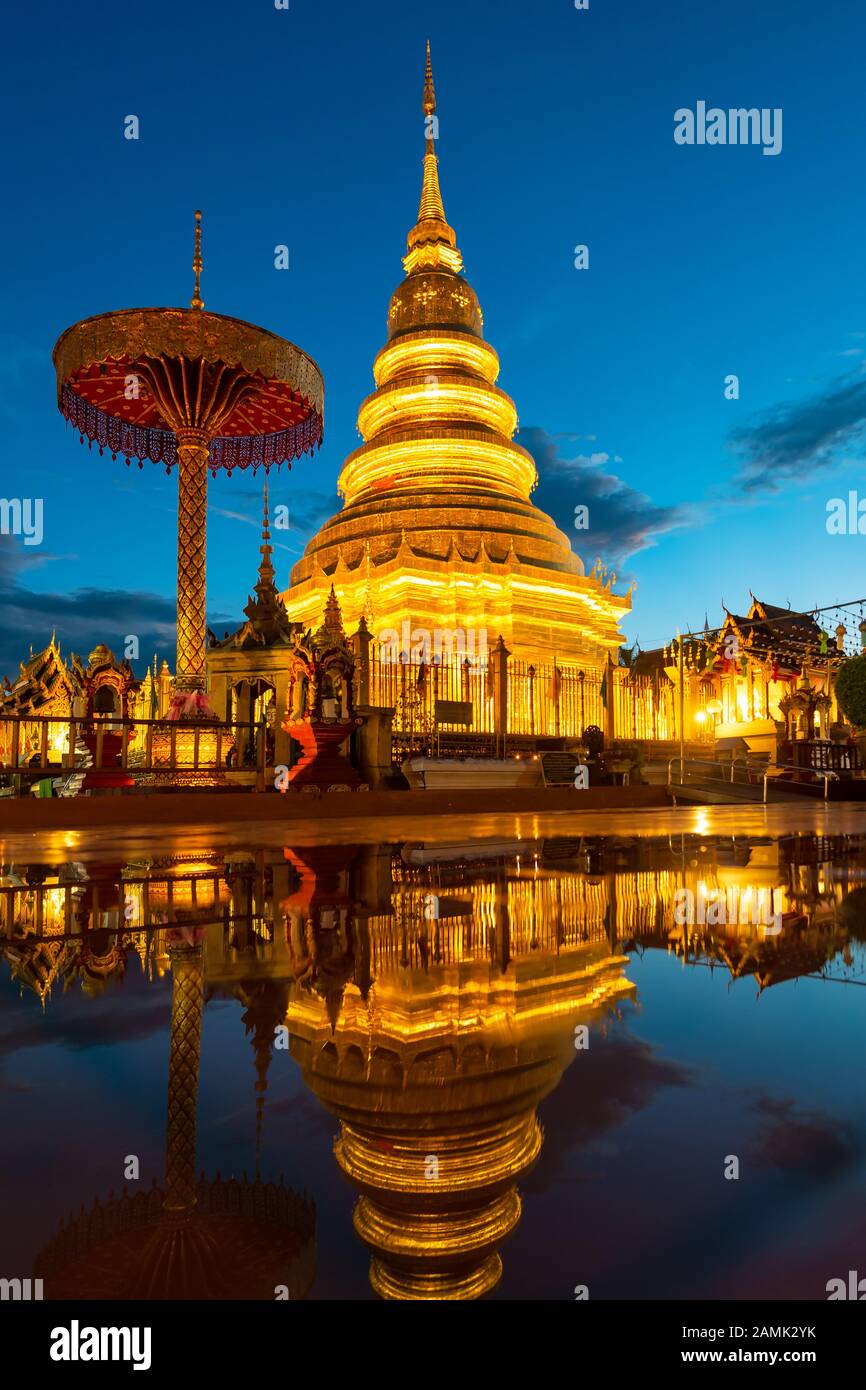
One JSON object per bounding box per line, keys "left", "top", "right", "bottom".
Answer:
{"left": 2, "top": 0, "right": 866, "bottom": 673}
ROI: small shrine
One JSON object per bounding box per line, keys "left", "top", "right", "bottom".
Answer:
{"left": 0, "top": 635, "right": 78, "bottom": 767}
{"left": 207, "top": 484, "right": 303, "bottom": 772}
{"left": 283, "top": 587, "right": 364, "bottom": 791}
{"left": 72, "top": 644, "right": 138, "bottom": 722}
{"left": 71, "top": 644, "right": 140, "bottom": 788}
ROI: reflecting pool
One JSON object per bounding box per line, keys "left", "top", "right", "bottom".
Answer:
{"left": 2, "top": 818, "right": 864, "bottom": 1299}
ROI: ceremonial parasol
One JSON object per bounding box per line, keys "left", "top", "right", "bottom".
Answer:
{"left": 52, "top": 213, "right": 324, "bottom": 710}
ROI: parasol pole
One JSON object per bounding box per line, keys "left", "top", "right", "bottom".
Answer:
{"left": 677, "top": 629, "right": 685, "bottom": 771}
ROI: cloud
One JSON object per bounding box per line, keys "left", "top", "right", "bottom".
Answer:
{"left": 209, "top": 491, "right": 336, "bottom": 553}
{"left": 0, "top": 962, "right": 170, "bottom": 1050}
{"left": 209, "top": 505, "right": 259, "bottom": 526}
{"left": 0, "top": 536, "right": 177, "bottom": 679}
{"left": 729, "top": 370, "right": 866, "bottom": 492}
{"left": 521, "top": 426, "right": 692, "bottom": 567}
{"left": 747, "top": 1094, "right": 858, "bottom": 1183}
{"left": 524, "top": 1027, "right": 694, "bottom": 1197}
{"left": 278, "top": 491, "right": 338, "bottom": 538}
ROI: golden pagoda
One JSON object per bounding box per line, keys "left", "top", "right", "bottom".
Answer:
{"left": 283, "top": 45, "right": 630, "bottom": 667}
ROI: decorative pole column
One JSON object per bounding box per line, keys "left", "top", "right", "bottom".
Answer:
{"left": 175, "top": 427, "right": 210, "bottom": 693}
{"left": 130, "top": 928, "right": 228, "bottom": 1298}
{"left": 351, "top": 616, "right": 372, "bottom": 708}
{"left": 163, "top": 937, "right": 204, "bottom": 1221}
{"left": 605, "top": 652, "right": 616, "bottom": 745}
{"left": 677, "top": 633, "right": 685, "bottom": 769}
{"left": 491, "top": 636, "right": 510, "bottom": 758}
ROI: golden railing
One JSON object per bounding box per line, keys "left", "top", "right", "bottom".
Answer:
{"left": 0, "top": 714, "right": 269, "bottom": 789}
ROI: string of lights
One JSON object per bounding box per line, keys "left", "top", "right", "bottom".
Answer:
{"left": 631, "top": 597, "right": 866, "bottom": 663}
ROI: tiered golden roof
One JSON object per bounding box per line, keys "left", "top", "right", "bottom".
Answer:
{"left": 284, "top": 45, "right": 630, "bottom": 666}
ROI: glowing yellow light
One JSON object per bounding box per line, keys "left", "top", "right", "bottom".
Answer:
{"left": 374, "top": 331, "right": 500, "bottom": 387}
{"left": 280, "top": 74, "right": 635, "bottom": 682}
{"left": 339, "top": 435, "right": 536, "bottom": 505}
{"left": 358, "top": 379, "right": 517, "bottom": 440}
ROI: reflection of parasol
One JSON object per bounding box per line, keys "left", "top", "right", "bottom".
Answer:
{"left": 35, "top": 929, "right": 316, "bottom": 1299}
{"left": 52, "top": 213, "right": 324, "bottom": 704}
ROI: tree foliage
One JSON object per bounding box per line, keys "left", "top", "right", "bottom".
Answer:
{"left": 835, "top": 654, "right": 866, "bottom": 728}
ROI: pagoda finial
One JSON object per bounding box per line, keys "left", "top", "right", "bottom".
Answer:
{"left": 257, "top": 478, "right": 274, "bottom": 588}
{"left": 404, "top": 43, "right": 461, "bottom": 275}
{"left": 423, "top": 39, "right": 436, "bottom": 118}
{"left": 190, "top": 209, "right": 204, "bottom": 310}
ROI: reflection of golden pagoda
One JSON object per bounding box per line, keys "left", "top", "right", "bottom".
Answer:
{"left": 287, "top": 853, "right": 634, "bottom": 1300}
{"left": 283, "top": 46, "right": 629, "bottom": 667}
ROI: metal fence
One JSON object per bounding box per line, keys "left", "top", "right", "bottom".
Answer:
{"left": 506, "top": 661, "right": 605, "bottom": 739}
{"left": 366, "top": 646, "right": 691, "bottom": 751}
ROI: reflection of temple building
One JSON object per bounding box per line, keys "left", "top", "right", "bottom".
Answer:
{"left": 4, "top": 835, "right": 864, "bottom": 1006}
{"left": 282, "top": 48, "right": 630, "bottom": 669}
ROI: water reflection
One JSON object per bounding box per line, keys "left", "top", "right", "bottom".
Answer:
{"left": 2, "top": 831, "right": 865, "bottom": 1299}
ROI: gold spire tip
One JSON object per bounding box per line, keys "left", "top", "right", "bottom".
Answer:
{"left": 423, "top": 39, "right": 436, "bottom": 116}
{"left": 190, "top": 209, "right": 204, "bottom": 310}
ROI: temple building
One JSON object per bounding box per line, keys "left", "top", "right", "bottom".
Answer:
{"left": 0, "top": 637, "right": 169, "bottom": 769}
{"left": 282, "top": 45, "right": 630, "bottom": 670}
{"left": 654, "top": 597, "right": 851, "bottom": 758}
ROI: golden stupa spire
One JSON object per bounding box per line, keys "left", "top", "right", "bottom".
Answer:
{"left": 404, "top": 43, "right": 462, "bottom": 274}
{"left": 190, "top": 209, "right": 204, "bottom": 310}
{"left": 423, "top": 37, "right": 436, "bottom": 117}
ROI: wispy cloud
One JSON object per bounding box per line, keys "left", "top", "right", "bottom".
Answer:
{"left": 747, "top": 1094, "right": 858, "bottom": 1183}
{"left": 209, "top": 505, "right": 258, "bottom": 526}
{"left": 730, "top": 368, "right": 866, "bottom": 492}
